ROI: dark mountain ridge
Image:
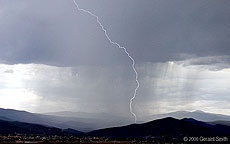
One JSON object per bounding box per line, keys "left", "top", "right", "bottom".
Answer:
{"left": 0, "top": 119, "right": 84, "bottom": 136}
{"left": 89, "top": 117, "right": 230, "bottom": 139}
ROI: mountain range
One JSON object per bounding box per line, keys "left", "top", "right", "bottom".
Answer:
{"left": 1, "top": 116, "right": 230, "bottom": 142}
{"left": 1, "top": 108, "right": 230, "bottom": 134}
{"left": 0, "top": 108, "right": 230, "bottom": 142}
{"left": 145, "top": 110, "right": 230, "bottom": 122}
{"left": 0, "top": 108, "right": 132, "bottom": 132}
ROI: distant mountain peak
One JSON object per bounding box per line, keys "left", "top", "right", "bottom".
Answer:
{"left": 193, "top": 110, "right": 205, "bottom": 113}
{"left": 145, "top": 110, "right": 230, "bottom": 123}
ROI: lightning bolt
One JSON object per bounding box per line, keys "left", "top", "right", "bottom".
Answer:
{"left": 72, "top": 0, "right": 139, "bottom": 123}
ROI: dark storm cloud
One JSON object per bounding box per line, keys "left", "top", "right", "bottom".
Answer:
{"left": 0, "top": 0, "right": 230, "bottom": 66}
{"left": 0, "top": 0, "right": 129, "bottom": 66}
{"left": 77, "top": 0, "right": 230, "bottom": 64}
{"left": 0, "top": 0, "right": 230, "bottom": 118}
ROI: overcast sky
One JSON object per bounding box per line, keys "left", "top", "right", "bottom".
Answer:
{"left": 0, "top": 0, "right": 230, "bottom": 120}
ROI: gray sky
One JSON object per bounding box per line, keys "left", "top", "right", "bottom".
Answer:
{"left": 0, "top": 0, "right": 230, "bottom": 120}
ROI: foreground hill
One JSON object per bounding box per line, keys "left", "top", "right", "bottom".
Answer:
{"left": 89, "top": 117, "right": 230, "bottom": 139}
{"left": 0, "top": 119, "right": 83, "bottom": 135}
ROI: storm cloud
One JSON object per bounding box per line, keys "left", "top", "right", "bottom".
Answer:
{"left": 0, "top": 0, "right": 230, "bottom": 66}
{"left": 0, "top": 0, "right": 230, "bottom": 120}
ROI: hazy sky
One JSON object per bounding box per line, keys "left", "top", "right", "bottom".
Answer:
{"left": 0, "top": 0, "right": 230, "bottom": 120}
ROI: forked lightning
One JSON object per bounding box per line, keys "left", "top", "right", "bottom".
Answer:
{"left": 72, "top": 0, "right": 140, "bottom": 123}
